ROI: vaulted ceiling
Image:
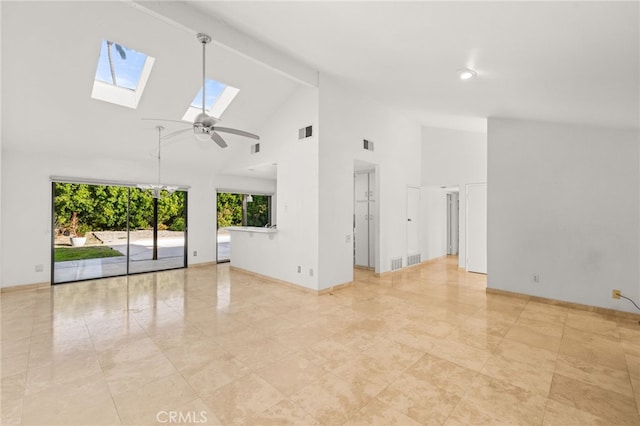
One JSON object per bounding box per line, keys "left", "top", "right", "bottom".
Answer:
{"left": 2, "top": 1, "right": 638, "bottom": 177}
{"left": 189, "top": 1, "right": 639, "bottom": 132}
{"left": 1, "top": 1, "right": 302, "bottom": 171}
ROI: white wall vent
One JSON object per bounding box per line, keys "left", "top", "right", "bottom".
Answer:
{"left": 407, "top": 253, "right": 421, "bottom": 266}
{"left": 298, "top": 125, "right": 313, "bottom": 139}
{"left": 391, "top": 257, "right": 403, "bottom": 271}
{"left": 363, "top": 139, "right": 374, "bottom": 151}
{"left": 251, "top": 143, "right": 260, "bottom": 154}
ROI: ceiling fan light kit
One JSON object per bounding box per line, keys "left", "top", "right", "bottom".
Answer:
{"left": 137, "top": 125, "right": 179, "bottom": 199}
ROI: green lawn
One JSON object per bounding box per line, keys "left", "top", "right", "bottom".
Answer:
{"left": 54, "top": 246, "right": 124, "bottom": 262}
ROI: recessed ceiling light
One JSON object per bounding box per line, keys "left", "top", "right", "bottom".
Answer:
{"left": 457, "top": 68, "right": 477, "bottom": 80}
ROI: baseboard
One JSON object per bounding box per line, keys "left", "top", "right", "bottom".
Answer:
{"left": 375, "top": 255, "right": 447, "bottom": 278}
{"left": 1, "top": 281, "right": 51, "bottom": 293}
{"left": 486, "top": 287, "right": 640, "bottom": 320}
{"left": 229, "top": 266, "right": 328, "bottom": 295}
{"left": 354, "top": 265, "right": 374, "bottom": 271}
{"left": 318, "top": 281, "right": 353, "bottom": 295}
{"left": 189, "top": 261, "right": 218, "bottom": 268}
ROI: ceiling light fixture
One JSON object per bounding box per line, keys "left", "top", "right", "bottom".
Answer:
{"left": 137, "top": 126, "right": 178, "bottom": 199}
{"left": 457, "top": 68, "right": 477, "bottom": 80}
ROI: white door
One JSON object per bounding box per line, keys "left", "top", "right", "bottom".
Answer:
{"left": 368, "top": 200, "right": 376, "bottom": 267}
{"left": 466, "top": 183, "right": 487, "bottom": 274}
{"left": 407, "top": 186, "right": 420, "bottom": 255}
{"left": 447, "top": 192, "right": 459, "bottom": 255}
{"left": 355, "top": 201, "right": 369, "bottom": 266}
{"left": 355, "top": 173, "right": 369, "bottom": 201}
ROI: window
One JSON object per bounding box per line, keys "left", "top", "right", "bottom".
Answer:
{"left": 91, "top": 40, "right": 155, "bottom": 109}
{"left": 182, "top": 78, "right": 240, "bottom": 122}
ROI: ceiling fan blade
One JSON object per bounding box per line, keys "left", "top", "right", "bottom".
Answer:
{"left": 213, "top": 127, "right": 260, "bottom": 140}
{"left": 162, "top": 128, "right": 192, "bottom": 140}
{"left": 211, "top": 131, "right": 228, "bottom": 148}
{"left": 141, "top": 118, "right": 189, "bottom": 125}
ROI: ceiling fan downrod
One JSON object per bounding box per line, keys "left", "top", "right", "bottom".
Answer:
{"left": 197, "top": 33, "right": 212, "bottom": 115}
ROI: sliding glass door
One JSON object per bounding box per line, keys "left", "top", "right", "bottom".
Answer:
{"left": 128, "top": 188, "right": 186, "bottom": 274}
{"left": 52, "top": 182, "right": 187, "bottom": 284}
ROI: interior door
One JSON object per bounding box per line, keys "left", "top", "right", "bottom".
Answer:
{"left": 354, "top": 200, "right": 370, "bottom": 266}
{"left": 407, "top": 186, "right": 420, "bottom": 255}
{"left": 466, "top": 183, "right": 487, "bottom": 273}
{"left": 447, "top": 192, "right": 460, "bottom": 255}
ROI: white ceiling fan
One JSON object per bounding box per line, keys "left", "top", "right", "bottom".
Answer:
{"left": 143, "top": 33, "right": 260, "bottom": 148}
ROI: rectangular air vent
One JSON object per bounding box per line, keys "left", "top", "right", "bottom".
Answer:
{"left": 363, "top": 139, "right": 374, "bottom": 151}
{"left": 391, "top": 257, "right": 403, "bottom": 271}
{"left": 407, "top": 253, "right": 421, "bottom": 266}
{"left": 298, "top": 125, "right": 313, "bottom": 139}
{"left": 251, "top": 143, "right": 260, "bottom": 154}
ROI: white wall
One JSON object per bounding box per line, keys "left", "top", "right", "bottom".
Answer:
{"left": 318, "top": 75, "right": 422, "bottom": 287}
{"left": 421, "top": 126, "right": 487, "bottom": 266}
{"left": 0, "top": 148, "right": 278, "bottom": 288}
{"left": 221, "top": 86, "right": 320, "bottom": 290}
{"left": 488, "top": 118, "right": 640, "bottom": 313}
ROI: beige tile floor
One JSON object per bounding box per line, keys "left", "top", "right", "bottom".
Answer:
{"left": 1, "top": 256, "right": 639, "bottom": 425}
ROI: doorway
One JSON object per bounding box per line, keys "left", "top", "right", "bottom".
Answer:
{"left": 447, "top": 192, "right": 460, "bottom": 255}
{"left": 354, "top": 167, "right": 376, "bottom": 269}
{"left": 407, "top": 186, "right": 420, "bottom": 260}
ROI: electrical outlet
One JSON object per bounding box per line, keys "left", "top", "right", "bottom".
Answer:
{"left": 35, "top": 264, "right": 43, "bottom": 272}
{"left": 297, "top": 265, "right": 301, "bottom": 273}
{"left": 612, "top": 289, "right": 621, "bottom": 299}
{"left": 193, "top": 250, "right": 197, "bottom": 257}
{"left": 532, "top": 273, "right": 540, "bottom": 283}
{"left": 309, "top": 268, "right": 314, "bottom": 276}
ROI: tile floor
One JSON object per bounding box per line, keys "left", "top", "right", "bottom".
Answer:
{"left": 1, "top": 257, "right": 639, "bottom": 425}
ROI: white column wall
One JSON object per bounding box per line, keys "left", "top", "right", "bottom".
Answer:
{"left": 222, "top": 86, "right": 320, "bottom": 290}
{"left": 318, "top": 75, "right": 422, "bottom": 287}
{"left": 488, "top": 118, "right": 640, "bottom": 313}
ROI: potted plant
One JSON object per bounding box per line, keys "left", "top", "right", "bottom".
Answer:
{"left": 69, "top": 212, "right": 89, "bottom": 247}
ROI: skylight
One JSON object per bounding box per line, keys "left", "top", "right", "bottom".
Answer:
{"left": 91, "top": 40, "right": 155, "bottom": 109}
{"left": 182, "top": 79, "right": 240, "bottom": 122}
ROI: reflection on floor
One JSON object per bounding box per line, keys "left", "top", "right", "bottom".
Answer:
{"left": 217, "top": 231, "right": 230, "bottom": 262}
{"left": 2, "top": 257, "right": 639, "bottom": 425}
{"left": 54, "top": 255, "right": 185, "bottom": 283}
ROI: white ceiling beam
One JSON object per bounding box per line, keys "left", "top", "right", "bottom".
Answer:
{"left": 127, "top": 0, "right": 318, "bottom": 88}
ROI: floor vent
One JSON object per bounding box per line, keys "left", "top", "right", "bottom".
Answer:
{"left": 391, "top": 257, "right": 403, "bottom": 271}
{"left": 407, "top": 253, "right": 421, "bottom": 266}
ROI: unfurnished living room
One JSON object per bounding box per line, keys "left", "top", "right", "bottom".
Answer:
{"left": 1, "top": 1, "right": 639, "bottom": 425}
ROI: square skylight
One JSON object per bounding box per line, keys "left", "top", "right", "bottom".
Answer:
{"left": 91, "top": 40, "right": 154, "bottom": 109}
{"left": 182, "top": 79, "right": 240, "bottom": 122}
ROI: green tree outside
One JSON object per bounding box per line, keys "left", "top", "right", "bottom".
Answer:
{"left": 54, "top": 183, "right": 186, "bottom": 232}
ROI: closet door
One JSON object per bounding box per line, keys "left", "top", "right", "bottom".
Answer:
{"left": 355, "top": 201, "right": 370, "bottom": 267}
{"left": 355, "top": 173, "right": 369, "bottom": 201}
